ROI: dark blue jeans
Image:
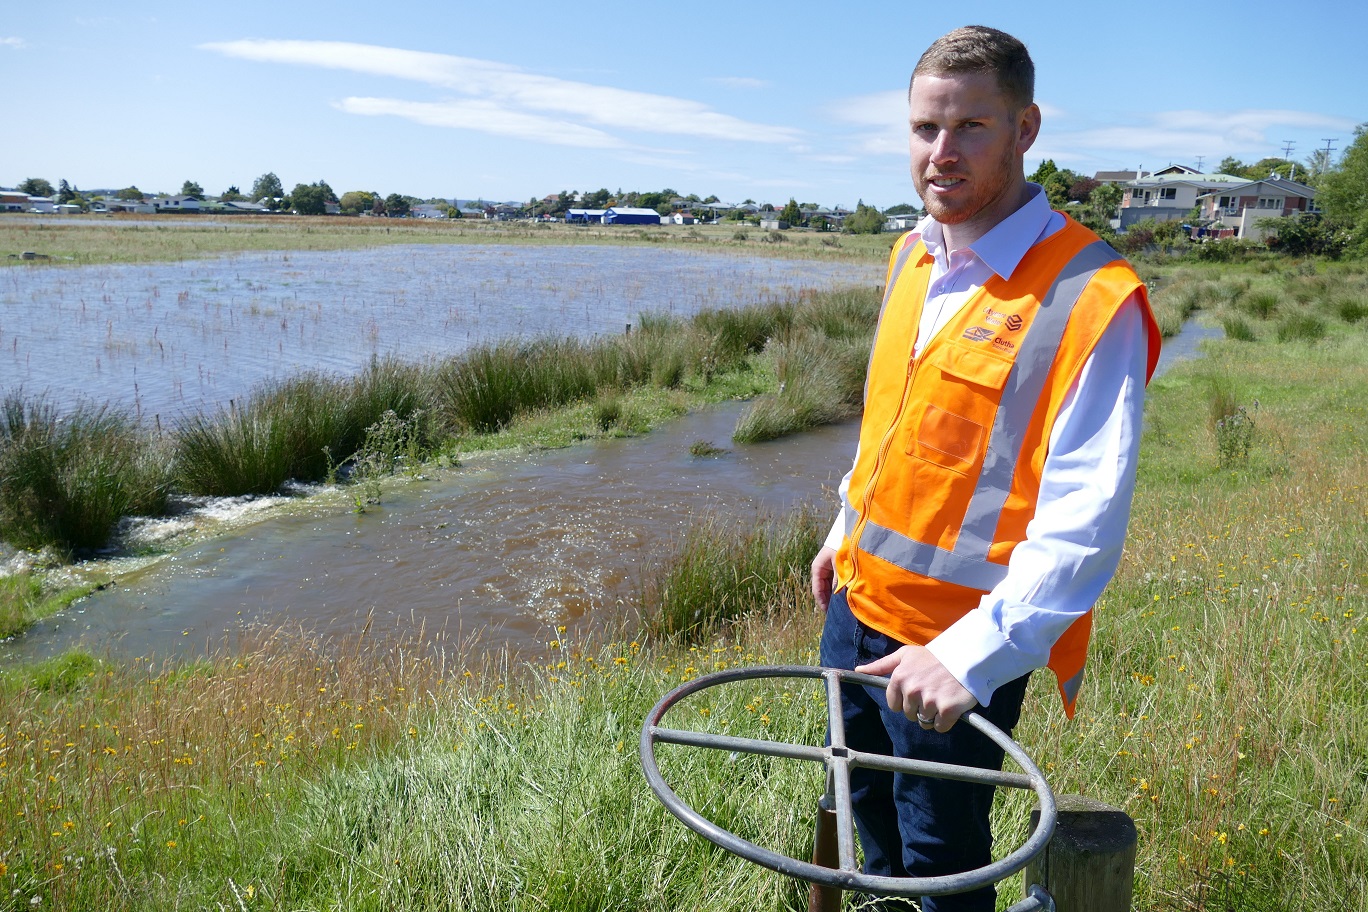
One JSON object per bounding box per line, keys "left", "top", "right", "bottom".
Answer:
{"left": 819, "top": 590, "right": 1030, "bottom": 912}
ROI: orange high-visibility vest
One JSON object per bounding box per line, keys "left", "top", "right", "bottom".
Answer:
{"left": 834, "top": 214, "right": 1160, "bottom": 717}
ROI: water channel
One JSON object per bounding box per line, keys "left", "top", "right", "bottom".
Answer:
{"left": 0, "top": 242, "right": 1219, "bottom": 667}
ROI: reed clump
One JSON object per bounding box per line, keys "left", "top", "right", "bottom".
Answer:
{"left": 641, "top": 506, "right": 823, "bottom": 641}
{"left": 0, "top": 394, "right": 170, "bottom": 555}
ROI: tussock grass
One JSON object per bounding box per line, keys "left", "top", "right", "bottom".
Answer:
{"left": 0, "top": 394, "right": 170, "bottom": 555}
{"left": 641, "top": 506, "right": 823, "bottom": 641}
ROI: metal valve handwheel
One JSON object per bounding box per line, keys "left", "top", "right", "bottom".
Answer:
{"left": 640, "top": 665, "right": 1057, "bottom": 904}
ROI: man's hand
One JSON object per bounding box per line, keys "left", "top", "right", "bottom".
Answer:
{"left": 810, "top": 546, "right": 837, "bottom": 611}
{"left": 856, "top": 645, "right": 977, "bottom": 732}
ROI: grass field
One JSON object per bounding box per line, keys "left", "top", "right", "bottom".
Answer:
{"left": 3, "top": 239, "right": 1368, "bottom": 909}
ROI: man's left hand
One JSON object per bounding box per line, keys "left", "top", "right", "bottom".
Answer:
{"left": 855, "top": 646, "right": 977, "bottom": 733}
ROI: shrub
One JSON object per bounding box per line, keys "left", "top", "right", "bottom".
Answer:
{"left": 0, "top": 394, "right": 170, "bottom": 554}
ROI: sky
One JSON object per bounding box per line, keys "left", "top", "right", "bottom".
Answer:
{"left": 2, "top": 1, "right": 1364, "bottom": 210}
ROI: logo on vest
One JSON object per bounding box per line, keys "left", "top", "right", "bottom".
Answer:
{"left": 992, "top": 337, "right": 1015, "bottom": 353}
{"left": 962, "top": 326, "right": 995, "bottom": 342}
{"left": 981, "top": 308, "right": 1024, "bottom": 332}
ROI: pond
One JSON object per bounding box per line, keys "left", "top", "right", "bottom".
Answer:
{"left": 0, "top": 244, "right": 879, "bottom": 422}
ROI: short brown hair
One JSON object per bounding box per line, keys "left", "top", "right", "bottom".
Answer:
{"left": 911, "top": 26, "right": 1034, "bottom": 110}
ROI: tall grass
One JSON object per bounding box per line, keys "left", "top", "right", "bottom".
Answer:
{"left": 3, "top": 313, "right": 1368, "bottom": 912}
{"left": 641, "top": 506, "right": 823, "bottom": 641}
{"left": 0, "top": 394, "right": 170, "bottom": 554}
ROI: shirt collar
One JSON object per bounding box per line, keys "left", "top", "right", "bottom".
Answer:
{"left": 916, "top": 183, "right": 1054, "bottom": 282}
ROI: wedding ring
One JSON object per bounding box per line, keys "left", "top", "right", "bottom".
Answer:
{"left": 916, "top": 712, "right": 936, "bottom": 727}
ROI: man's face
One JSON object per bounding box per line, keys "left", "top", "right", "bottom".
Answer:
{"left": 908, "top": 70, "right": 1039, "bottom": 232}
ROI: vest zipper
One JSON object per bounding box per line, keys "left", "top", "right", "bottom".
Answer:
{"left": 850, "top": 344, "right": 920, "bottom": 582}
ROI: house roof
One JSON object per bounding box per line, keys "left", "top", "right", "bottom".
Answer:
{"left": 1196, "top": 177, "right": 1317, "bottom": 200}
{"left": 1094, "top": 170, "right": 1147, "bottom": 182}
{"left": 1127, "top": 173, "right": 1246, "bottom": 189}
{"left": 604, "top": 207, "right": 661, "bottom": 216}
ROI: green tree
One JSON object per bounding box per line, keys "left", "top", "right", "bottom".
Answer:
{"left": 181, "top": 180, "right": 203, "bottom": 198}
{"left": 56, "top": 179, "right": 74, "bottom": 204}
{"left": 290, "top": 182, "right": 328, "bottom": 215}
{"left": 844, "top": 201, "right": 885, "bottom": 235}
{"left": 115, "top": 186, "right": 145, "bottom": 201}
{"left": 339, "top": 190, "right": 375, "bottom": 216}
{"left": 251, "top": 172, "right": 284, "bottom": 202}
{"left": 884, "top": 203, "right": 920, "bottom": 216}
{"left": 1317, "top": 124, "right": 1368, "bottom": 254}
{"left": 1242, "top": 157, "right": 1299, "bottom": 181}
{"left": 1217, "top": 156, "right": 1245, "bottom": 176}
{"left": 219, "top": 186, "right": 245, "bottom": 201}
{"left": 383, "top": 193, "right": 410, "bottom": 217}
{"left": 18, "top": 177, "right": 54, "bottom": 197}
{"left": 778, "top": 198, "right": 802, "bottom": 227}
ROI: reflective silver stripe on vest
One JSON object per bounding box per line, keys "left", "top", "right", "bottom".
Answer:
{"left": 1060, "top": 666, "right": 1085, "bottom": 704}
{"left": 856, "top": 239, "right": 1122, "bottom": 591}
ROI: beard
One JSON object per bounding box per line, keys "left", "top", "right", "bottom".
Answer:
{"left": 914, "top": 137, "right": 1019, "bottom": 227}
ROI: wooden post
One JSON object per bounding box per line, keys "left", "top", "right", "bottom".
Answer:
{"left": 1024, "top": 794, "right": 1137, "bottom": 912}
{"left": 807, "top": 793, "right": 841, "bottom": 912}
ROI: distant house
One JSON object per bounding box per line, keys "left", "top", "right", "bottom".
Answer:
{"left": 56, "top": 203, "right": 82, "bottom": 215}
{"left": 602, "top": 207, "right": 663, "bottom": 225}
{"left": 152, "top": 195, "right": 202, "bottom": 212}
{"left": 27, "top": 196, "right": 55, "bottom": 214}
{"left": 92, "top": 198, "right": 155, "bottom": 214}
{"left": 885, "top": 213, "right": 919, "bottom": 231}
{"left": 564, "top": 208, "right": 606, "bottom": 224}
{"left": 219, "top": 200, "right": 269, "bottom": 213}
{"left": 1119, "top": 170, "right": 1246, "bottom": 229}
{"left": 670, "top": 211, "right": 696, "bottom": 225}
{"left": 411, "top": 204, "right": 449, "bottom": 219}
{"left": 1196, "top": 176, "right": 1319, "bottom": 242}
{"left": 759, "top": 213, "right": 789, "bottom": 230}
{"left": 1, "top": 191, "right": 38, "bottom": 212}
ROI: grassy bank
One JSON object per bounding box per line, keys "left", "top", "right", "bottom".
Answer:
{"left": 2, "top": 264, "right": 1366, "bottom": 909}
{"left": 0, "top": 214, "right": 895, "bottom": 268}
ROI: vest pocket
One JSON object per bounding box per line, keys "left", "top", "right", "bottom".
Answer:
{"left": 906, "top": 344, "right": 1012, "bottom": 475}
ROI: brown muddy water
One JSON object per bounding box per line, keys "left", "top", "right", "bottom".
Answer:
{"left": 1, "top": 402, "right": 856, "bottom": 664}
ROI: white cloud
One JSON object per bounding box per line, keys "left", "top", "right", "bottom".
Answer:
{"left": 1040, "top": 108, "right": 1360, "bottom": 165}
{"left": 201, "top": 39, "right": 801, "bottom": 145}
{"left": 337, "top": 97, "right": 625, "bottom": 149}
{"left": 0, "top": 36, "right": 26, "bottom": 49}
{"left": 708, "top": 76, "right": 770, "bottom": 90}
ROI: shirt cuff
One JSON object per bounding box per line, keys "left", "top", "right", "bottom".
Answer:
{"left": 924, "top": 606, "right": 1038, "bottom": 707}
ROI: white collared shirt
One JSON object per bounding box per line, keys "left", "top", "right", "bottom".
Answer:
{"left": 825, "top": 184, "right": 1150, "bottom": 705}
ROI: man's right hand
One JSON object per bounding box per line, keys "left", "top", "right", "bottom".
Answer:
{"left": 810, "top": 546, "right": 838, "bottom": 612}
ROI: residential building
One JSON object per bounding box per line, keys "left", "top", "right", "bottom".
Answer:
{"left": 1119, "top": 167, "right": 1246, "bottom": 229}
{"left": 1196, "top": 176, "right": 1319, "bottom": 242}
{"left": 152, "top": 195, "right": 202, "bottom": 212}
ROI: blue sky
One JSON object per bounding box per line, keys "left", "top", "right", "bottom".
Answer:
{"left": 3, "top": 1, "right": 1363, "bottom": 209}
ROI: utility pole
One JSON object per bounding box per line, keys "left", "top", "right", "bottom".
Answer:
{"left": 1281, "top": 140, "right": 1296, "bottom": 180}
{"left": 1320, "top": 138, "right": 1339, "bottom": 176}
{"left": 1194, "top": 154, "right": 1205, "bottom": 172}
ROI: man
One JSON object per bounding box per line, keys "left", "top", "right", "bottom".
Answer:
{"left": 810, "top": 25, "right": 1159, "bottom": 912}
